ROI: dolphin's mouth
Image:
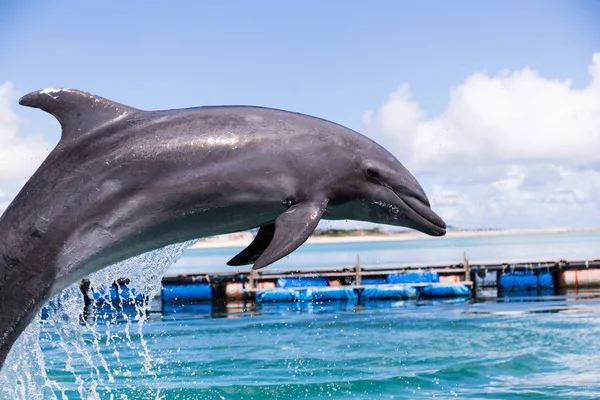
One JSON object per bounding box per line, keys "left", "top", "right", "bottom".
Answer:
{"left": 399, "top": 195, "right": 447, "bottom": 237}
{"left": 372, "top": 184, "right": 447, "bottom": 237}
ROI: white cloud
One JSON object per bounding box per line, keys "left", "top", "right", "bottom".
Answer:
{"left": 366, "top": 54, "right": 600, "bottom": 171}
{"left": 365, "top": 54, "right": 600, "bottom": 229}
{"left": 425, "top": 164, "right": 600, "bottom": 229}
{"left": 0, "top": 81, "right": 52, "bottom": 212}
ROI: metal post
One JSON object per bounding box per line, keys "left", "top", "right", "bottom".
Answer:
{"left": 463, "top": 251, "right": 473, "bottom": 296}
{"left": 250, "top": 269, "right": 257, "bottom": 290}
{"left": 356, "top": 255, "right": 362, "bottom": 286}
{"left": 463, "top": 251, "right": 470, "bottom": 281}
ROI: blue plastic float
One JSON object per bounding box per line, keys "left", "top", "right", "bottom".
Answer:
{"left": 258, "top": 271, "right": 471, "bottom": 302}
{"left": 256, "top": 287, "right": 357, "bottom": 303}
{"left": 92, "top": 285, "right": 146, "bottom": 305}
{"left": 295, "top": 287, "right": 358, "bottom": 302}
{"left": 499, "top": 266, "right": 554, "bottom": 291}
{"left": 256, "top": 288, "right": 296, "bottom": 303}
{"left": 162, "top": 283, "right": 212, "bottom": 303}
{"left": 276, "top": 277, "right": 330, "bottom": 288}
{"left": 361, "top": 277, "right": 387, "bottom": 285}
{"left": 387, "top": 271, "right": 440, "bottom": 284}
{"left": 360, "top": 285, "right": 418, "bottom": 300}
{"left": 419, "top": 284, "right": 470, "bottom": 297}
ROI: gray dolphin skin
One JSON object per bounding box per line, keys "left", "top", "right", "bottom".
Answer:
{"left": 0, "top": 88, "right": 446, "bottom": 370}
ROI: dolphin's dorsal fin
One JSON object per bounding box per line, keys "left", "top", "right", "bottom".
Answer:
{"left": 19, "top": 88, "right": 139, "bottom": 142}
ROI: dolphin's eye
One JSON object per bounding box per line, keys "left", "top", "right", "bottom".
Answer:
{"left": 365, "top": 167, "right": 381, "bottom": 180}
{"left": 283, "top": 198, "right": 293, "bottom": 207}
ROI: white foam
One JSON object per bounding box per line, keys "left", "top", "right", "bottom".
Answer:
{"left": 0, "top": 240, "right": 196, "bottom": 399}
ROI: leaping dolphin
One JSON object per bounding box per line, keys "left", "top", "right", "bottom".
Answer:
{"left": 0, "top": 88, "right": 446, "bottom": 370}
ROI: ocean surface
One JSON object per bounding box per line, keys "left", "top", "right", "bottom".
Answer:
{"left": 2, "top": 231, "right": 600, "bottom": 399}
{"left": 166, "top": 230, "right": 600, "bottom": 275}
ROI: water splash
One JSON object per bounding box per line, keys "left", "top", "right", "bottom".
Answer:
{"left": 0, "top": 240, "right": 195, "bottom": 400}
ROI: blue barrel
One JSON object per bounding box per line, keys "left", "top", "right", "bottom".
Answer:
{"left": 162, "top": 283, "right": 213, "bottom": 303}
{"left": 360, "top": 285, "right": 418, "bottom": 300}
{"left": 499, "top": 268, "right": 554, "bottom": 291}
{"left": 420, "top": 284, "right": 471, "bottom": 297}
{"left": 361, "top": 277, "right": 388, "bottom": 285}
{"left": 277, "top": 277, "right": 329, "bottom": 288}
{"left": 387, "top": 271, "right": 440, "bottom": 284}
{"left": 41, "top": 298, "right": 64, "bottom": 320}
{"left": 294, "top": 287, "right": 358, "bottom": 302}
{"left": 92, "top": 286, "right": 146, "bottom": 305}
{"left": 537, "top": 271, "right": 554, "bottom": 288}
{"left": 256, "top": 288, "right": 295, "bottom": 303}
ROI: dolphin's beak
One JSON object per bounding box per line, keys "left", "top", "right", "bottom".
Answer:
{"left": 385, "top": 171, "right": 447, "bottom": 236}
{"left": 401, "top": 195, "right": 446, "bottom": 236}
{"left": 367, "top": 181, "right": 447, "bottom": 237}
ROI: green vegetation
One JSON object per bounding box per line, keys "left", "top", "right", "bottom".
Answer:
{"left": 311, "top": 227, "right": 387, "bottom": 237}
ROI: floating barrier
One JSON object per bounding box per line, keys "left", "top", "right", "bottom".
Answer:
{"left": 498, "top": 267, "right": 554, "bottom": 291}
{"left": 499, "top": 271, "right": 538, "bottom": 291}
{"left": 256, "top": 283, "right": 470, "bottom": 303}
{"left": 75, "top": 256, "right": 600, "bottom": 312}
{"left": 225, "top": 282, "right": 276, "bottom": 299}
{"left": 277, "top": 277, "right": 329, "bottom": 288}
{"left": 295, "top": 287, "right": 358, "bottom": 302}
{"left": 360, "top": 285, "right": 418, "bottom": 300}
{"left": 536, "top": 271, "right": 555, "bottom": 288}
{"left": 440, "top": 275, "right": 461, "bottom": 283}
{"left": 256, "top": 288, "right": 296, "bottom": 303}
{"left": 387, "top": 271, "right": 439, "bottom": 284}
{"left": 225, "top": 283, "right": 243, "bottom": 299}
{"left": 361, "top": 278, "right": 388, "bottom": 285}
{"left": 162, "top": 282, "right": 212, "bottom": 303}
{"left": 419, "top": 284, "right": 470, "bottom": 298}
{"left": 557, "top": 269, "right": 600, "bottom": 289}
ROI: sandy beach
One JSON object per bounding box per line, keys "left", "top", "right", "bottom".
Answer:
{"left": 190, "top": 227, "right": 600, "bottom": 249}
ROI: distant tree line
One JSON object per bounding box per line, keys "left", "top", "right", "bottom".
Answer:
{"left": 310, "top": 227, "right": 387, "bottom": 237}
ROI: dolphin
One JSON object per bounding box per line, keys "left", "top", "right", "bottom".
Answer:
{"left": 0, "top": 88, "right": 445, "bottom": 370}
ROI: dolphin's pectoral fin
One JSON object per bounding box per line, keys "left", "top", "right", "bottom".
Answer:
{"left": 252, "top": 198, "right": 329, "bottom": 270}
{"left": 226, "top": 224, "right": 275, "bottom": 266}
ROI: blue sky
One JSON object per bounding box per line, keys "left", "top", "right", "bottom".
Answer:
{"left": 1, "top": 1, "right": 599, "bottom": 229}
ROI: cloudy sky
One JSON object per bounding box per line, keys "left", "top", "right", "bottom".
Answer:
{"left": 1, "top": 1, "right": 599, "bottom": 230}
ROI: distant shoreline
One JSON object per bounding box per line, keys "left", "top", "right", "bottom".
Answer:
{"left": 190, "top": 227, "right": 600, "bottom": 249}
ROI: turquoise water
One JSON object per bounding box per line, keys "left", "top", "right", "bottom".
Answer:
{"left": 39, "top": 297, "right": 600, "bottom": 399}
{"left": 3, "top": 231, "right": 600, "bottom": 399}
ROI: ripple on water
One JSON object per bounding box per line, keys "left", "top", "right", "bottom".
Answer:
{"left": 0, "top": 298, "right": 592, "bottom": 398}
{"left": 6, "top": 285, "right": 600, "bottom": 398}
